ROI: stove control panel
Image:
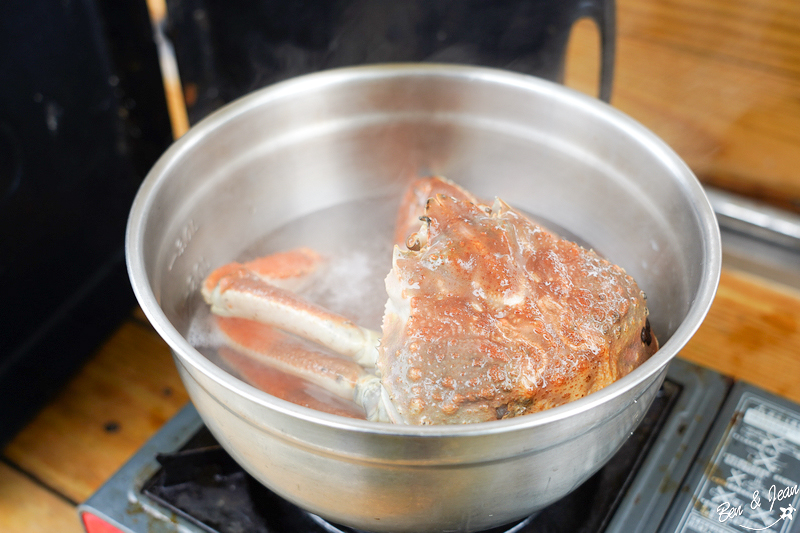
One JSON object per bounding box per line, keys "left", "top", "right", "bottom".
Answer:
{"left": 660, "top": 383, "right": 800, "bottom": 533}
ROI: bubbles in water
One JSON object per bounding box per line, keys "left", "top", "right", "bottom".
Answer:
{"left": 185, "top": 305, "right": 225, "bottom": 351}
{"left": 242, "top": 193, "right": 399, "bottom": 328}
{"left": 185, "top": 188, "right": 598, "bottom": 417}
{"left": 188, "top": 192, "right": 401, "bottom": 359}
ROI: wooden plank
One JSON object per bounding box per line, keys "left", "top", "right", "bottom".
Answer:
{"left": 0, "top": 462, "right": 83, "bottom": 533}
{"left": 680, "top": 268, "right": 800, "bottom": 403}
{"left": 130, "top": 304, "right": 152, "bottom": 326}
{"left": 621, "top": 0, "right": 800, "bottom": 77}
{"left": 2, "top": 319, "right": 188, "bottom": 504}
{"left": 565, "top": 0, "right": 800, "bottom": 210}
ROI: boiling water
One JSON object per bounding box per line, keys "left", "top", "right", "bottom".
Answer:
{"left": 186, "top": 191, "right": 594, "bottom": 413}
{"left": 242, "top": 194, "right": 401, "bottom": 330}
{"left": 186, "top": 193, "right": 401, "bottom": 399}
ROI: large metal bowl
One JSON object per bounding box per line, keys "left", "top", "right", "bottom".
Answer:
{"left": 126, "top": 64, "right": 720, "bottom": 533}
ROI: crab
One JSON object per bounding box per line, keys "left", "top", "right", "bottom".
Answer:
{"left": 202, "top": 177, "right": 658, "bottom": 424}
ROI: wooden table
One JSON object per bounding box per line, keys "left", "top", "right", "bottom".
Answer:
{"left": 3, "top": 0, "right": 800, "bottom": 531}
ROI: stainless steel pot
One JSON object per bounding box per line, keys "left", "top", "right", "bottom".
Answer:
{"left": 126, "top": 64, "right": 720, "bottom": 533}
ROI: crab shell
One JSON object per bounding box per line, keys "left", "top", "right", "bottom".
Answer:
{"left": 378, "top": 194, "right": 658, "bottom": 425}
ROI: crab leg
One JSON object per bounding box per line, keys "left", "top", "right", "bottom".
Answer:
{"left": 203, "top": 247, "right": 324, "bottom": 292}
{"left": 202, "top": 249, "right": 381, "bottom": 368}
{"left": 202, "top": 248, "right": 401, "bottom": 422}
{"left": 217, "top": 345, "right": 366, "bottom": 419}
{"left": 215, "top": 316, "right": 365, "bottom": 399}
{"left": 214, "top": 316, "right": 400, "bottom": 423}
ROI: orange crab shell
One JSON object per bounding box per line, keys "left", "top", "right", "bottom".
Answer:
{"left": 378, "top": 194, "right": 657, "bottom": 425}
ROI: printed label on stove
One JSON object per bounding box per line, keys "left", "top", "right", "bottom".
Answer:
{"left": 675, "top": 392, "right": 800, "bottom": 533}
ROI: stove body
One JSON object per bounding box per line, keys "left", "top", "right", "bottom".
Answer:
{"left": 79, "top": 359, "right": 800, "bottom": 533}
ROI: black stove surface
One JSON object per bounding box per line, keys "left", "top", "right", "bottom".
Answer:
{"left": 141, "top": 380, "right": 682, "bottom": 533}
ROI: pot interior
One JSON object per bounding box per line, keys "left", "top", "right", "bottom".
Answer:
{"left": 132, "top": 65, "right": 719, "bottom": 420}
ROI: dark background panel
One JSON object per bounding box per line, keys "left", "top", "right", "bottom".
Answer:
{"left": 0, "top": 0, "right": 612, "bottom": 446}
{"left": 0, "top": 0, "right": 173, "bottom": 445}
{"left": 164, "top": 0, "right": 611, "bottom": 123}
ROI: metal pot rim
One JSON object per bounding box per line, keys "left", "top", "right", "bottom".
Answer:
{"left": 126, "top": 63, "right": 721, "bottom": 437}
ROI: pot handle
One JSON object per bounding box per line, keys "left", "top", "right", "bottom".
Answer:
{"left": 573, "top": 0, "right": 616, "bottom": 103}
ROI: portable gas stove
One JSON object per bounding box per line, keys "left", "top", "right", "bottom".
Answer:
{"left": 78, "top": 358, "right": 800, "bottom": 533}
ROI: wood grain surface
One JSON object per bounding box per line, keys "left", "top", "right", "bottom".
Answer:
{"left": 4, "top": 0, "right": 800, "bottom": 531}
{"left": 681, "top": 269, "right": 800, "bottom": 403}
{"left": 3, "top": 319, "right": 188, "bottom": 505}
{"left": 566, "top": 0, "right": 800, "bottom": 212}
{"left": 0, "top": 463, "right": 83, "bottom": 533}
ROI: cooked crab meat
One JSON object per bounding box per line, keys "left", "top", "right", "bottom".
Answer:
{"left": 202, "top": 179, "right": 658, "bottom": 424}
{"left": 382, "top": 194, "right": 657, "bottom": 424}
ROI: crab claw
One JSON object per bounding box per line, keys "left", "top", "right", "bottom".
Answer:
{"left": 394, "top": 176, "right": 481, "bottom": 248}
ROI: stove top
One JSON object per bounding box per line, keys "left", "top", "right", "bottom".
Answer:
{"left": 140, "top": 375, "right": 679, "bottom": 533}
{"left": 79, "top": 359, "right": 800, "bottom": 533}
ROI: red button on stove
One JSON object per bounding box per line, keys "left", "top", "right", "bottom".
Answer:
{"left": 81, "top": 511, "right": 125, "bottom": 533}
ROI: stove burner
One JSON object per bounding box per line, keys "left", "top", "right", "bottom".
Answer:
{"left": 142, "top": 440, "right": 539, "bottom": 533}
{"left": 307, "top": 513, "right": 535, "bottom": 533}
{"left": 140, "top": 380, "right": 681, "bottom": 533}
